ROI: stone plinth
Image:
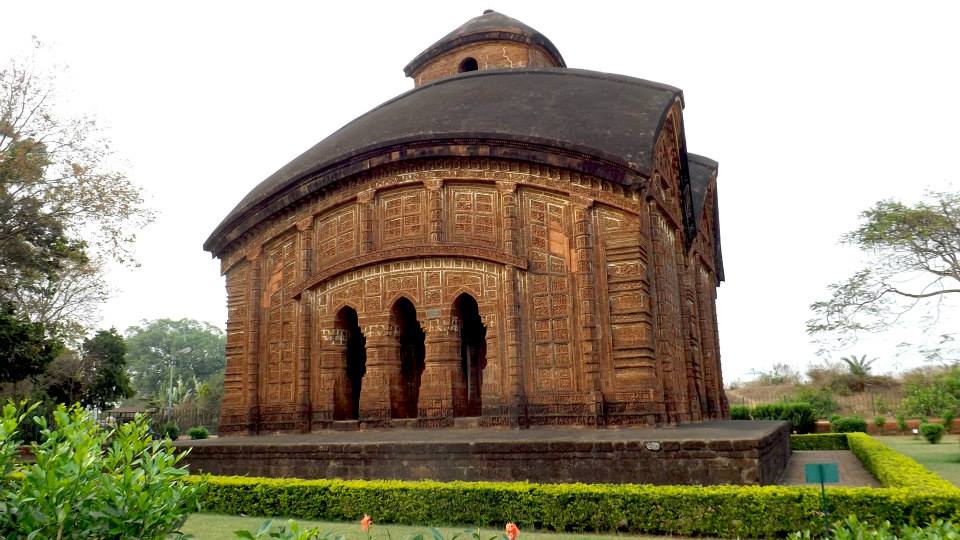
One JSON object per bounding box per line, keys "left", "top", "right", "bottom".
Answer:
{"left": 177, "top": 420, "right": 789, "bottom": 485}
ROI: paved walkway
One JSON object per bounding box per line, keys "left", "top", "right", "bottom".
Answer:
{"left": 779, "top": 450, "right": 879, "bottom": 487}
{"left": 177, "top": 419, "right": 785, "bottom": 447}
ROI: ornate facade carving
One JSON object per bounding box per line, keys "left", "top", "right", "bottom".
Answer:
{"left": 216, "top": 153, "right": 726, "bottom": 433}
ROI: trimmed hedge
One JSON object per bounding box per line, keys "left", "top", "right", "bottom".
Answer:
{"left": 790, "top": 433, "right": 849, "bottom": 450}
{"left": 190, "top": 434, "right": 960, "bottom": 538}
{"left": 832, "top": 416, "right": 869, "bottom": 433}
{"left": 846, "top": 432, "right": 955, "bottom": 491}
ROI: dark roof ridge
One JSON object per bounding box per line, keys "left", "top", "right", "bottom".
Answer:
{"left": 206, "top": 68, "right": 685, "bottom": 255}
{"left": 354, "top": 67, "right": 683, "bottom": 126}
{"left": 688, "top": 152, "right": 718, "bottom": 170}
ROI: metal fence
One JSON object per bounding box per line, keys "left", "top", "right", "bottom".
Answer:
{"left": 727, "top": 387, "right": 905, "bottom": 417}
{"left": 152, "top": 407, "right": 220, "bottom": 436}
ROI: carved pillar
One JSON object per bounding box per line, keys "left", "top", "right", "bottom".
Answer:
{"left": 497, "top": 181, "right": 526, "bottom": 427}
{"left": 357, "top": 189, "right": 376, "bottom": 254}
{"left": 296, "top": 218, "right": 314, "bottom": 432}
{"left": 358, "top": 315, "right": 399, "bottom": 425}
{"left": 425, "top": 178, "right": 444, "bottom": 245}
{"left": 645, "top": 199, "right": 672, "bottom": 425}
{"left": 680, "top": 261, "right": 704, "bottom": 422}
{"left": 314, "top": 318, "right": 346, "bottom": 426}
{"left": 478, "top": 305, "right": 502, "bottom": 422}
{"left": 245, "top": 248, "right": 262, "bottom": 434}
{"left": 572, "top": 197, "right": 603, "bottom": 425}
{"left": 695, "top": 264, "right": 720, "bottom": 419}
{"left": 498, "top": 181, "right": 519, "bottom": 256}
{"left": 417, "top": 312, "right": 460, "bottom": 425}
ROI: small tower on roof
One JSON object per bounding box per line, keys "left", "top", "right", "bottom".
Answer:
{"left": 404, "top": 9, "right": 566, "bottom": 87}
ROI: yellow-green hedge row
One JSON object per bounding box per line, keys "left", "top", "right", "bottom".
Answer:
{"left": 845, "top": 432, "right": 955, "bottom": 491}
{"left": 190, "top": 433, "right": 960, "bottom": 538}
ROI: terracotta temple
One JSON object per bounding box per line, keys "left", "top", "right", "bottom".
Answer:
{"left": 205, "top": 10, "right": 729, "bottom": 434}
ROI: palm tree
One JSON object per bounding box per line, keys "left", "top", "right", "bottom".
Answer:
{"left": 839, "top": 354, "right": 877, "bottom": 392}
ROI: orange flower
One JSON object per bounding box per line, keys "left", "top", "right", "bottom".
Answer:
{"left": 360, "top": 514, "right": 373, "bottom": 533}
{"left": 505, "top": 522, "right": 520, "bottom": 540}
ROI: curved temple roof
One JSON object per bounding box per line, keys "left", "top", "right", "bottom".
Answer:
{"left": 687, "top": 152, "right": 725, "bottom": 282}
{"left": 205, "top": 68, "right": 683, "bottom": 255}
{"left": 688, "top": 153, "right": 718, "bottom": 221}
{"left": 403, "top": 10, "right": 566, "bottom": 77}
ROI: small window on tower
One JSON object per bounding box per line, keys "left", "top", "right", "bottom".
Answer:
{"left": 459, "top": 57, "right": 479, "bottom": 72}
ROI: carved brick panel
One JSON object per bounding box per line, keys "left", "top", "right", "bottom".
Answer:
{"left": 261, "top": 232, "right": 299, "bottom": 405}
{"left": 316, "top": 205, "right": 358, "bottom": 266}
{"left": 448, "top": 185, "right": 498, "bottom": 247}
{"left": 380, "top": 188, "right": 426, "bottom": 246}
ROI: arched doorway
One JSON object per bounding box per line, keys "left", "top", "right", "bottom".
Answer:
{"left": 334, "top": 306, "right": 366, "bottom": 420}
{"left": 453, "top": 293, "right": 486, "bottom": 417}
{"left": 392, "top": 297, "right": 424, "bottom": 418}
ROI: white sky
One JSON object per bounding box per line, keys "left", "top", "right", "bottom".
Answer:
{"left": 3, "top": 1, "right": 958, "bottom": 383}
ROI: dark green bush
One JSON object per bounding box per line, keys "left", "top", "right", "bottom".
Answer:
{"left": 731, "top": 402, "right": 816, "bottom": 433}
{"left": 896, "top": 414, "right": 908, "bottom": 432}
{"left": 790, "top": 433, "right": 848, "bottom": 450}
{"left": 941, "top": 410, "right": 955, "bottom": 432}
{"left": 188, "top": 426, "right": 209, "bottom": 440}
{"left": 920, "top": 423, "right": 946, "bottom": 444}
{"left": 831, "top": 416, "right": 868, "bottom": 433}
{"left": 163, "top": 422, "right": 180, "bottom": 441}
{"left": 730, "top": 405, "right": 751, "bottom": 420}
{"left": 792, "top": 387, "right": 839, "bottom": 420}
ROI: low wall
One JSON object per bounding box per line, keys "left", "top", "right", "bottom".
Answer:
{"left": 179, "top": 420, "right": 790, "bottom": 485}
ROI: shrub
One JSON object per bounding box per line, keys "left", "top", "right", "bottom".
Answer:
{"left": 163, "top": 421, "right": 181, "bottom": 440}
{"left": 188, "top": 426, "right": 209, "bottom": 440}
{"left": 730, "top": 404, "right": 751, "bottom": 420}
{"left": 831, "top": 416, "right": 868, "bottom": 433}
{"left": 791, "top": 515, "right": 960, "bottom": 540}
{"left": 896, "top": 413, "right": 908, "bottom": 432}
{"left": 0, "top": 402, "right": 202, "bottom": 539}
{"left": 790, "top": 433, "right": 848, "bottom": 450}
{"left": 873, "top": 415, "right": 886, "bottom": 431}
{"left": 901, "top": 382, "right": 959, "bottom": 418}
{"left": 920, "top": 423, "right": 946, "bottom": 444}
{"left": 793, "top": 386, "right": 839, "bottom": 419}
{"left": 731, "top": 402, "right": 817, "bottom": 433}
{"left": 941, "top": 410, "right": 955, "bottom": 432}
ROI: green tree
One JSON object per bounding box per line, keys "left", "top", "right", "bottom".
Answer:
{"left": 124, "top": 318, "right": 226, "bottom": 399}
{"left": 42, "top": 328, "right": 134, "bottom": 409}
{"left": 839, "top": 354, "right": 876, "bottom": 392}
{"left": 0, "top": 41, "right": 152, "bottom": 340}
{"left": 0, "top": 302, "right": 61, "bottom": 392}
{"left": 807, "top": 191, "right": 960, "bottom": 348}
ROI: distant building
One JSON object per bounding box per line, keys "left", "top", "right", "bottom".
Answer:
{"left": 204, "top": 10, "right": 727, "bottom": 434}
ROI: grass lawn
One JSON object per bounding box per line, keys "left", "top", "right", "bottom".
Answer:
{"left": 182, "top": 514, "right": 663, "bottom": 540}
{"left": 875, "top": 434, "right": 960, "bottom": 486}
